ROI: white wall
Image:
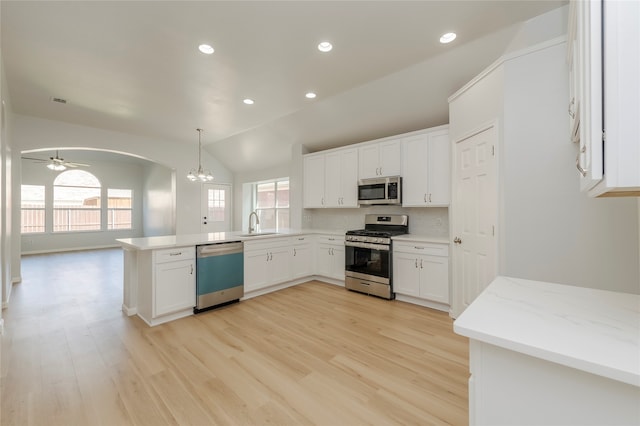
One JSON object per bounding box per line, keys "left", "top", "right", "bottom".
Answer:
{"left": 20, "top": 158, "right": 145, "bottom": 253}
{"left": 12, "top": 114, "right": 233, "bottom": 240}
{"left": 142, "top": 162, "right": 175, "bottom": 237}
{"left": 450, "top": 34, "right": 639, "bottom": 296}
{"left": 501, "top": 42, "right": 638, "bottom": 294}
{"left": 1, "top": 43, "right": 14, "bottom": 314}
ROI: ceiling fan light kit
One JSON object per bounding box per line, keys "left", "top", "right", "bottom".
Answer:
{"left": 47, "top": 162, "right": 66, "bottom": 171}
{"left": 187, "top": 128, "right": 214, "bottom": 182}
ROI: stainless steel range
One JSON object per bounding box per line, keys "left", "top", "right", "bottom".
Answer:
{"left": 344, "top": 214, "right": 409, "bottom": 299}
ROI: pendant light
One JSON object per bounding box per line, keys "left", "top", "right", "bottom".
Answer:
{"left": 187, "top": 128, "right": 214, "bottom": 182}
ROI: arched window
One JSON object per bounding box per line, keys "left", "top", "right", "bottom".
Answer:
{"left": 53, "top": 170, "right": 101, "bottom": 232}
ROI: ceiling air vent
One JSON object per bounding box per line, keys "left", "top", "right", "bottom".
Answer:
{"left": 50, "top": 97, "right": 67, "bottom": 104}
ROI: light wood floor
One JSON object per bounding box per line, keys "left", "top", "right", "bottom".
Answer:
{"left": 1, "top": 248, "right": 469, "bottom": 426}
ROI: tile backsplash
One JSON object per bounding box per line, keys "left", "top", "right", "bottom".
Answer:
{"left": 306, "top": 206, "right": 449, "bottom": 238}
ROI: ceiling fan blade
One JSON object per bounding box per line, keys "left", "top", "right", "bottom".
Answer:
{"left": 21, "top": 156, "right": 48, "bottom": 162}
{"left": 65, "top": 162, "right": 90, "bottom": 167}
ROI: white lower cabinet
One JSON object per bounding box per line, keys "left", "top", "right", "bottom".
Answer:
{"left": 393, "top": 241, "right": 449, "bottom": 309}
{"left": 244, "top": 238, "right": 292, "bottom": 292}
{"left": 315, "top": 235, "right": 345, "bottom": 281}
{"left": 136, "top": 246, "right": 196, "bottom": 326}
{"left": 291, "top": 236, "right": 314, "bottom": 279}
{"left": 155, "top": 258, "right": 196, "bottom": 316}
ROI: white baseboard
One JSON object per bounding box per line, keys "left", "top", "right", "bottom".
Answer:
{"left": 394, "top": 294, "right": 450, "bottom": 312}
{"left": 121, "top": 304, "right": 137, "bottom": 316}
{"left": 21, "top": 244, "right": 121, "bottom": 256}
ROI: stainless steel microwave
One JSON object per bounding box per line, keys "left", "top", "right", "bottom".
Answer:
{"left": 358, "top": 176, "right": 402, "bottom": 205}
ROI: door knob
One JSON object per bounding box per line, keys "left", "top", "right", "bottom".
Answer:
{"left": 454, "top": 237, "right": 462, "bottom": 244}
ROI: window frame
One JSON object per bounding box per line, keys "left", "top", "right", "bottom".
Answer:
{"left": 52, "top": 170, "right": 102, "bottom": 233}
{"left": 107, "top": 188, "right": 133, "bottom": 230}
{"left": 253, "top": 178, "right": 290, "bottom": 231}
{"left": 20, "top": 184, "right": 46, "bottom": 234}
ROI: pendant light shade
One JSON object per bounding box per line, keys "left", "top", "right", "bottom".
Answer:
{"left": 187, "top": 128, "right": 214, "bottom": 182}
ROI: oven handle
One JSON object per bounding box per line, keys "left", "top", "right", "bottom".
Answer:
{"left": 344, "top": 241, "right": 390, "bottom": 251}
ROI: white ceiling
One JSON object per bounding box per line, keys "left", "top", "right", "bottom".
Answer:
{"left": 2, "top": 1, "right": 565, "bottom": 173}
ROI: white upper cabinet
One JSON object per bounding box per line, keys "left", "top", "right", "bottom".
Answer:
{"left": 303, "top": 148, "right": 358, "bottom": 208}
{"left": 303, "top": 154, "right": 325, "bottom": 208}
{"left": 358, "top": 139, "right": 402, "bottom": 179}
{"left": 402, "top": 127, "right": 450, "bottom": 207}
{"left": 570, "top": 0, "right": 640, "bottom": 196}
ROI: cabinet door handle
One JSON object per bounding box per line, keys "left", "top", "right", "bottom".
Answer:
{"left": 420, "top": 259, "right": 423, "bottom": 269}
{"left": 424, "top": 194, "right": 427, "bottom": 203}
{"left": 415, "top": 259, "right": 418, "bottom": 268}
{"left": 270, "top": 253, "right": 273, "bottom": 261}
{"left": 429, "top": 193, "right": 432, "bottom": 203}
{"left": 266, "top": 253, "right": 270, "bottom": 261}
{"left": 293, "top": 248, "right": 297, "bottom": 256}
{"left": 190, "top": 264, "right": 194, "bottom": 274}
{"left": 454, "top": 237, "right": 462, "bottom": 244}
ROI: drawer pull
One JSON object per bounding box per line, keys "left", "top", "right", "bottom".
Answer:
{"left": 169, "top": 252, "right": 182, "bottom": 256}
{"left": 414, "top": 246, "right": 425, "bottom": 250}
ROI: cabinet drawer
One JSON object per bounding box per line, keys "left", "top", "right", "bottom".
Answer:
{"left": 154, "top": 246, "right": 195, "bottom": 264}
{"left": 393, "top": 242, "right": 449, "bottom": 257}
{"left": 316, "top": 235, "right": 344, "bottom": 245}
{"left": 244, "top": 236, "right": 291, "bottom": 253}
{"left": 291, "top": 235, "right": 313, "bottom": 245}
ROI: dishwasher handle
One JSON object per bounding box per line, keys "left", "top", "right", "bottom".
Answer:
{"left": 197, "top": 242, "right": 243, "bottom": 257}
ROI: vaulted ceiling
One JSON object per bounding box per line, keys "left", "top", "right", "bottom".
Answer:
{"left": 2, "top": 1, "right": 565, "bottom": 173}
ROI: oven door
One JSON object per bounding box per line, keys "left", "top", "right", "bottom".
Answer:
{"left": 344, "top": 241, "right": 390, "bottom": 284}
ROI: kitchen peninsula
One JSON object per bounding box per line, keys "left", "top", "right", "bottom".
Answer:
{"left": 117, "top": 230, "right": 346, "bottom": 326}
{"left": 454, "top": 276, "right": 640, "bottom": 425}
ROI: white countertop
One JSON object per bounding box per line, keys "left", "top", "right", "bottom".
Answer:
{"left": 454, "top": 276, "right": 640, "bottom": 387}
{"left": 116, "top": 228, "right": 345, "bottom": 250}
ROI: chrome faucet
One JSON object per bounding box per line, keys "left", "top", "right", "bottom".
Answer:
{"left": 248, "top": 211, "right": 260, "bottom": 234}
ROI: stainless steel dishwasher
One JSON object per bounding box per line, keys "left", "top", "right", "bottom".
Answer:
{"left": 195, "top": 241, "right": 244, "bottom": 313}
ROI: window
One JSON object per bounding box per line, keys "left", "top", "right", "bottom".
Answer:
{"left": 53, "top": 170, "right": 101, "bottom": 232}
{"left": 255, "top": 179, "right": 289, "bottom": 230}
{"left": 107, "top": 188, "right": 132, "bottom": 230}
{"left": 207, "top": 188, "right": 226, "bottom": 222}
{"left": 21, "top": 185, "right": 45, "bottom": 233}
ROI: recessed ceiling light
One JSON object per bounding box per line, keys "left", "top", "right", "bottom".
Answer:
{"left": 318, "top": 41, "right": 333, "bottom": 52}
{"left": 243, "top": 98, "right": 254, "bottom": 105}
{"left": 198, "top": 44, "right": 214, "bottom": 54}
{"left": 305, "top": 92, "right": 317, "bottom": 99}
{"left": 439, "top": 32, "right": 457, "bottom": 44}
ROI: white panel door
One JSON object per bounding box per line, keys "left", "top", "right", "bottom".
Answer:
{"left": 452, "top": 125, "right": 497, "bottom": 317}
{"left": 201, "top": 184, "right": 231, "bottom": 232}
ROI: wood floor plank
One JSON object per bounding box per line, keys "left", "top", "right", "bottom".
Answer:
{"left": 1, "top": 249, "right": 469, "bottom": 426}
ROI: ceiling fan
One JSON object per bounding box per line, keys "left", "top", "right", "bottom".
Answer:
{"left": 21, "top": 150, "right": 90, "bottom": 171}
